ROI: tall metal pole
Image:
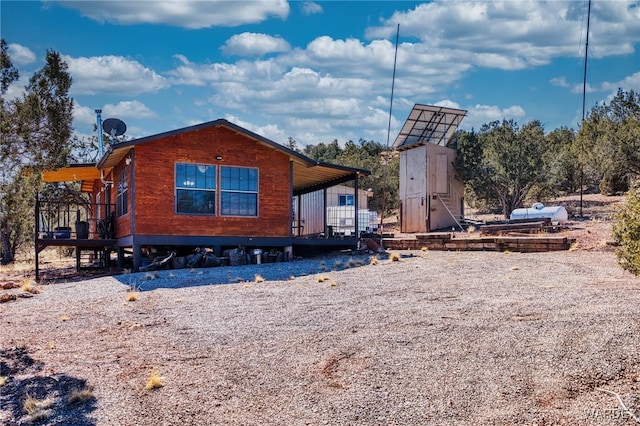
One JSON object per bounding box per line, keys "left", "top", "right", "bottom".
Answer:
{"left": 580, "top": 0, "right": 591, "bottom": 217}
{"left": 380, "top": 23, "right": 400, "bottom": 243}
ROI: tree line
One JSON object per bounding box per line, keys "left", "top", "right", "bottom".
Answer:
{"left": 1, "top": 39, "right": 639, "bottom": 268}
{"left": 453, "top": 89, "right": 640, "bottom": 218}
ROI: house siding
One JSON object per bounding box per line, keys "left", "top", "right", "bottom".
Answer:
{"left": 128, "top": 125, "right": 291, "bottom": 238}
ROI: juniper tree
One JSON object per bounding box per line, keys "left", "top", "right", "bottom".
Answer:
{"left": 0, "top": 43, "right": 74, "bottom": 263}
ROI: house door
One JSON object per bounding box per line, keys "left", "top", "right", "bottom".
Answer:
{"left": 400, "top": 146, "right": 427, "bottom": 233}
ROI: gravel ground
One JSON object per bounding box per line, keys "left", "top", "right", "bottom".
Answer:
{"left": 2, "top": 250, "right": 640, "bottom": 425}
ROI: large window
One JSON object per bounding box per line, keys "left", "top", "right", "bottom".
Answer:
{"left": 116, "top": 166, "right": 128, "bottom": 217}
{"left": 175, "top": 163, "right": 216, "bottom": 214}
{"left": 221, "top": 166, "right": 258, "bottom": 216}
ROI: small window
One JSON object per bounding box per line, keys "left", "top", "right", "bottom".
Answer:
{"left": 175, "top": 163, "right": 216, "bottom": 214}
{"left": 339, "top": 194, "right": 354, "bottom": 206}
{"left": 220, "top": 166, "right": 258, "bottom": 216}
{"left": 116, "top": 166, "right": 128, "bottom": 217}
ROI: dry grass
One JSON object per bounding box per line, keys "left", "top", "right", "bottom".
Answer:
{"left": 68, "top": 387, "right": 94, "bottom": 404}
{"left": 370, "top": 257, "right": 378, "bottom": 265}
{"left": 23, "top": 394, "right": 53, "bottom": 421}
{"left": 145, "top": 369, "right": 165, "bottom": 390}
{"left": 126, "top": 291, "right": 138, "bottom": 302}
{"left": 20, "top": 280, "right": 40, "bottom": 294}
{"left": 390, "top": 252, "right": 401, "bottom": 262}
{"left": 255, "top": 274, "right": 265, "bottom": 283}
{"left": 60, "top": 314, "right": 70, "bottom": 321}
{"left": 316, "top": 275, "right": 330, "bottom": 283}
{"left": 0, "top": 376, "right": 7, "bottom": 386}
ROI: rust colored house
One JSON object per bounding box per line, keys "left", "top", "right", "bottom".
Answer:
{"left": 36, "top": 119, "right": 369, "bottom": 279}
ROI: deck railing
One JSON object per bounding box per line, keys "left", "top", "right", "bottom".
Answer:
{"left": 35, "top": 198, "right": 115, "bottom": 240}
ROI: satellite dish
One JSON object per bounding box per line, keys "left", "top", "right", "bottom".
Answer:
{"left": 102, "top": 118, "right": 127, "bottom": 138}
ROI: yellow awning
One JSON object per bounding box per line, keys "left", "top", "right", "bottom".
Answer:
{"left": 42, "top": 165, "right": 101, "bottom": 183}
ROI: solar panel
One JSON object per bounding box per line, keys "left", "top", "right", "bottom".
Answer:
{"left": 393, "top": 104, "right": 467, "bottom": 150}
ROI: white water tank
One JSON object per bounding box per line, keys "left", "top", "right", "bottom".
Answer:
{"left": 510, "top": 202, "right": 568, "bottom": 224}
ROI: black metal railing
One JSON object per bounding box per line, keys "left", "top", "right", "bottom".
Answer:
{"left": 35, "top": 198, "right": 115, "bottom": 240}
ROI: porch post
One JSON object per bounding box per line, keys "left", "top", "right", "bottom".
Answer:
{"left": 323, "top": 188, "right": 328, "bottom": 236}
{"left": 354, "top": 173, "right": 359, "bottom": 243}
{"left": 34, "top": 194, "right": 40, "bottom": 281}
{"left": 289, "top": 161, "right": 294, "bottom": 237}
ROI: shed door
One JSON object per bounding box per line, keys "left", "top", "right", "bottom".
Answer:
{"left": 400, "top": 146, "right": 427, "bottom": 233}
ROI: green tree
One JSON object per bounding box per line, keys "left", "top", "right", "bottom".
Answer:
{"left": 613, "top": 184, "right": 640, "bottom": 275}
{"left": 536, "top": 126, "right": 579, "bottom": 197}
{"left": 578, "top": 89, "right": 640, "bottom": 194}
{"left": 456, "top": 119, "right": 548, "bottom": 218}
{"left": 302, "top": 139, "right": 341, "bottom": 163}
{"left": 0, "top": 39, "right": 20, "bottom": 262}
{"left": 0, "top": 46, "right": 74, "bottom": 263}
{"left": 454, "top": 129, "right": 497, "bottom": 211}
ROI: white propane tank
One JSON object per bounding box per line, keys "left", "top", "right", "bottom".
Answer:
{"left": 510, "top": 203, "right": 568, "bottom": 224}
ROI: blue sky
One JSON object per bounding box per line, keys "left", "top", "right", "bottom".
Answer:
{"left": 2, "top": 1, "right": 640, "bottom": 149}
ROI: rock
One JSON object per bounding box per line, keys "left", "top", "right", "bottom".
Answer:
{"left": 1, "top": 281, "right": 20, "bottom": 290}
{"left": 0, "top": 294, "right": 17, "bottom": 303}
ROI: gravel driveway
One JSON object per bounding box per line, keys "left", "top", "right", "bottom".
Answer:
{"left": 2, "top": 250, "right": 640, "bottom": 425}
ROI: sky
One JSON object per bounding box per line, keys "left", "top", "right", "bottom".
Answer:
{"left": 2, "top": 0, "right": 640, "bottom": 151}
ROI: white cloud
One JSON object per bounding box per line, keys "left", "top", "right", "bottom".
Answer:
{"left": 57, "top": 0, "right": 290, "bottom": 29}
{"left": 550, "top": 77, "right": 569, "bottom": 88}
{"left": 7, "top": 43, "right": 36, "bottom": 65}
{"left": 300, "top": 2, "right": 323, "bottom": 16}
{"left": 366, "top": 1, "right": 640, "bottom": 70}
{"left": 602, "top": 71, "right": 640, "bottom": 93}
{"left": 73, "top": 104, "right": 98, "bottom": 126}
{"left": 103, "top": 100, "right": 158, "bottom": 119}
{"left": 221, "top": 33, "right": 291, "bottom": 57}
{"left": 64, "top": 55, "right": 169, "bottom": 95}
{"left": 464, "top": 104, "right": 527, "bottom": 129}
{"left": 73, "top": 100, "right": 156, "bottom": 127}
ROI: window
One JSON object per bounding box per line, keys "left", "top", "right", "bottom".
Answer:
{"left": 339, "top": 194, "right": 354, "bottom": 206}
{"left": 175, "top": 163, "right": 216, "bottom": 214}
{"left": 116, "top": 166, "right": 128, "bottom": 217}
{"left": 220, "top": 166, "right": 258, "bottom": 216}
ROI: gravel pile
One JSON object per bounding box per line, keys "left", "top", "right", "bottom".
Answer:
{"left": 2, "top": 250, "right": 640, "bottom": 425}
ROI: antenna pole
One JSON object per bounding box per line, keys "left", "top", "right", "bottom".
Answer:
{"left": 95, "top": 109, "right": 104, "bottom": 157}
{"left": 580, "top": 0, "right": 591, "bottom": 217}
{"left": 380, "top": 23, "right": 400, "bottom": 245}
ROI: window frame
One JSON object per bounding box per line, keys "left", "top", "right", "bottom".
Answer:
{"left": 175, "top": 162, "right": 217, "bottom": 215}
{"left": 220, "top": 166, "right": 259, "bottom": 217}
{"left": 116, "top": 166, "right": 128, "bottom": 217}
{"left": 339, "top": 194, "right": 355, "bottom": 206}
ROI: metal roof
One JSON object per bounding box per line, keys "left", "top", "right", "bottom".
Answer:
{"left": 393, "top": 104, "right": 467, "bottom": 151}
{"left": 45, "top": 120, "right": 369, "bottom": 196}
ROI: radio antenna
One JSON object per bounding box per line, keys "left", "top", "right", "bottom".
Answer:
{"left": 380, "top": 23, "right": 400, "bottom": 244}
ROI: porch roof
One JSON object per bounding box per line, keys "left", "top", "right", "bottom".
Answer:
{"left": 44, "top": 119, "right": 369, "bottom": 196}
{"left": 393, "top": 104, "right": 467, "bottom": 151}
{"left": 42, "top": 164, "right": 100, "bottom": 192}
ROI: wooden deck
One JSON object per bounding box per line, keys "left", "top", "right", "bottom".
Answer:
{"left": 382, "top": 232, "right": 575, "bottom": 253}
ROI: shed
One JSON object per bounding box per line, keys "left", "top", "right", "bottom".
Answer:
{"left": 393, "top": 104, "right": 467, "bottom": 232}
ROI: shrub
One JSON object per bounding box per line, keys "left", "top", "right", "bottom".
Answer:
{"left": 613, "top": 185, "right": 640, "bottom": 275}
